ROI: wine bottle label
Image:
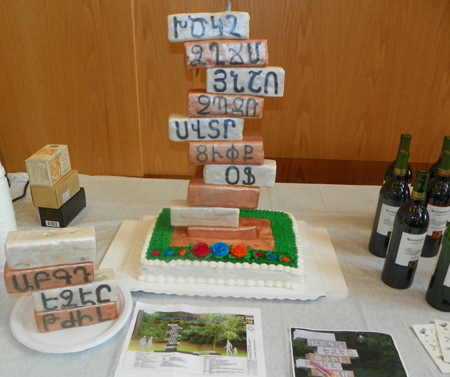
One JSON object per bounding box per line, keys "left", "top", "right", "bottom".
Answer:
{"left": 427, "top": 204, "right": 450, "bottom": 238}
{"left": 394, "top": 232, "right": 427, "bottom": 267}
{"left": 376, "top": 204, "right": 399, "bottom": 236}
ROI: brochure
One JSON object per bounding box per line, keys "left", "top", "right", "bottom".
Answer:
{"left": 115, "top": 302, "right": 266, "bottom": 377}
{"left": 289, "top": 327, "right": 408, "bottom": 377}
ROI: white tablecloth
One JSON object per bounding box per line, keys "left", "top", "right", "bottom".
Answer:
{"left": 1, "top": 173, "right": 446, "bottom": 376}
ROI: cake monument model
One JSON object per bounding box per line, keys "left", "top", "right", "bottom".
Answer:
{"left": 138, "top": 9, "right": 306, "bottom": 290}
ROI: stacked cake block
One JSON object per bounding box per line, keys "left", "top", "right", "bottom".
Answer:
{"left": 25, "top": 144, "right": 86, "bottom": 227}
{"left": 167, "top": 11, "right": 284, "bottom": 242}
{"left": 3, "top": 227, "right": 119, "bottom": 332}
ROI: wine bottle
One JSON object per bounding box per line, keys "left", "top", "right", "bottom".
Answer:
{"left": 384, "top": 134, "right": 413, "bottom": 185}
{"left": 429, "top": 136, "right": 450, "bottom": 181}
{"left": 381, "top": 170, "right": 430, "bottom": 289}
{"left": 422, "top": 151, "right": 450, "bottom": 257}
{"left": 426, "top": 225, "right": 450, "bottom": 311}
{"left": 369, "top": 151, "right": 411, "bottom": 258}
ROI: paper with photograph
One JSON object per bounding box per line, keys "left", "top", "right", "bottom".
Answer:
{"left": 289, "top": 327, "right": 408, "bottom": 377}
{"left": 115, "top": 301, "right": 265, "bottom": 377}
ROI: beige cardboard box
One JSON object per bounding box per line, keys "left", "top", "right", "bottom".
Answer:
{"left": 26, "top": 144, "right": 71, "bottom": 187}
{"left": 30, "top": 170, "right": 80, "bottom": 209}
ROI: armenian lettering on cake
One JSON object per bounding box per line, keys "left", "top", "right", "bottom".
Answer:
{"left": 188, "top": 90, "right": 264, "bottom": 118}
{"left": 206, "top": 67, "right": 285, "bottom": 97}
{"left": 169, "top": 114, "right": 244, "bottom": 141}
{"left": 188, "top": 136, "right": 264, "bottom": 165}
{"left": 4, "top": 262, "right": 94, "bottom": 294}
{"left": 35, "top": 302, "right": 118, "bottom": 333}
{"left": 168, "top": 12, "right": 250, "bottom": 42}
{"left": 33, "top": 283, "right": 116, "bottom": 312}
{"left": 184, "top": 40, "right": 268, "bottom": 68}
{"left": 203, "top": 159, "right": 277, "bottom": 187}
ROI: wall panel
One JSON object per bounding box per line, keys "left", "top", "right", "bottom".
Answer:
{"left": 1, "top": 1, "right": 450, "bottom": 184}
{"left": 0, "top": 0, "right": 142, "bottom": 176}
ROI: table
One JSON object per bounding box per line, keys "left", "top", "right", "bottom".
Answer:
{"left": 1, "top": 172, "right": 447, "bottom": 376}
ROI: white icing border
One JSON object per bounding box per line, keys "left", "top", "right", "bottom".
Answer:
{"left": 139, "top": 209, "right": 304, "bottom": 290}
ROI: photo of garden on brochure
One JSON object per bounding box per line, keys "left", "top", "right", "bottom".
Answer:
{"left": 289, "top": 327, "right": 408, "bottom": 377}
{"left": 115, "top": 302, "right": 266, "bottom": 377}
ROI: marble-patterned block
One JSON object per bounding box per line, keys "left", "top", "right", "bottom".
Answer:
{"left": 5, "top": 226, "right": 96, "bottom": 270}
{"left": 32, "top": 268, "right": 117, "bottom": 312}
{"left": 169, "top": 114, "right": 244, "bottom": 142}
{"left": 188, "top": 136, "right": 264, "bottom": 165}
{"left": 203, "top": 159, "right": 277, "bottom": 187}
{"left": 184, "top": 39, "right": 268, "bottom": 68}
{"left": 170, "top": 200, "right": 239, "bottom": 227}
{"left": 168, "top": 12, "right": 250, "bottom": 42}
{"left": 188, "top": 90, "right": 264, "bottom": 118}
{"left": 207, "top": 67, "right": 285, "bottom": 97}
{"left": 34, "top": 301, "right": 118, "bottom": 333}
{"left": 187, "top": 178, "right": 259, "bottom": 209}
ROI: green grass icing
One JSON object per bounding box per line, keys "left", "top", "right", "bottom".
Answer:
{"left": 145, "top": 208, "right": 298, "bottom": 268}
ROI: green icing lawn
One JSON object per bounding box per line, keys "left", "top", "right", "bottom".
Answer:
{"left": 146, "top": 208, "right": 298, "bottom": 268}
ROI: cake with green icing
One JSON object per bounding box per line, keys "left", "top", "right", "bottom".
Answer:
{"left": 139, "top": 208, "right": 304, "bottom": 290}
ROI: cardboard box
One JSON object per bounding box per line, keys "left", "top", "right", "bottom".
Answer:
{"left": 30, "top": 170, "right": 80, "bottom": 209}
{"left": 38, "top": 187, "right": 86, "bottom": 228}
{"left": 26, "top": 144, "right": 71, "bottom": 187}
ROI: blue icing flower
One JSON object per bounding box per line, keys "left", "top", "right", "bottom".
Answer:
{"left": 165, "top": 250, "right": 174, "bottom": 256}
{"left": 268, "top": 254, "right": 277, "bottom": 260}
{"left": 212, "top": 242, "right": 230, "bottom": 257}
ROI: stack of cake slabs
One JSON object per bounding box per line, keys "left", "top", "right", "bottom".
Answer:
{"left": 3, "top": 227, "right": 119, "bottom": 333}
{"left": 168, "top": 10, "right": 285, "bottom": 246}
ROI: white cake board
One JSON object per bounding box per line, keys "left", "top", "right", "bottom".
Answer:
{"left": 100, "top": 217, "right": 348, "bottom": 300}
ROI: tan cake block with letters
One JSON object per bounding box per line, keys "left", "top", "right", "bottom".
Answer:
{"left": 188, "top": 136, "right": 264, "bottom": 165}
{"left": 170, "top": 200, "right": 239, "bottom": 227}
{"left": 168, "top": 12, "right": 250, "bottom": 42}
{"left": 188, "top": 90, "right": 264, "bottom": 118}
{"left": 34, "top": 301, "right": 118, "bottom": 333}
{"left": 184, "top": 39, "right": 268, "bottom": 68}
{"left": 187, "top": 178, "right": 260, "bottom": 209}
{"left": 207, "top": 67, "right": 285, "bottom": 97}
{"left": 3, "top": 261, "right": 94, "bottom": 294}
{"left": 187, "top": 217, "right": 258, "bottom": 240}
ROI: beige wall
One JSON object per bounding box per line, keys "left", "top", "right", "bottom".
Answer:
{"left": 1, "top": 0, "right": 450, "bottom": 182}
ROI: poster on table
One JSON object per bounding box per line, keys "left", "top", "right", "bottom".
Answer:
{"left": 115, "top": 302, "right": 266, "bottom": 377}
{"left": 289, "top": 327, "right": 408, "bottom": 377}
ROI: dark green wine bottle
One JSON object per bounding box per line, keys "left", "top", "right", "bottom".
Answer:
{"left": 422, "top": 151, "right": 450, "bottom": 257}
{"left": 384, "top": 134, "right": 413, "bottom": 184}
{"left": 381, "top": 170, "right": 430, "bottom": 289}
{"left": 369, "top": 151, "right": 411, "bottom": 258}
{"left": 429, "top": 136, "right": 450, "bottom": 181}
{"left": 426, "top": 226, "right": 450, "bottom": 311}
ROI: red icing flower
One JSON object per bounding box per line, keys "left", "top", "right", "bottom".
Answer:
{"left": 256, "top": 252, "right": 264, "bottom": 258}
{"left": 192, "top": 242, "right": 211, "bottom": 258}
{"left": 152, "top": 251, "right": 160, "bottom": 257}
{"left": 230, "top": 245, "right": 248, "bottom": 259}
{"left": 179, "top": 250, "right": 187, "bottom": 257}
{"left": 282, "top": 257, "right": 291, "bottom": 263}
